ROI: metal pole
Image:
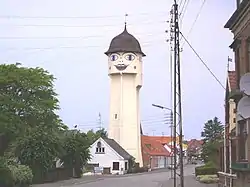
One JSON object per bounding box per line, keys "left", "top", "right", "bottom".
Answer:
{"left": 224, "top": 123, "right": 227, "bottom": 187}
{"left": 173, "top": 2, "right": 177, "bottom": 186}
{"left": 173, "top": 1, "right": 184, "bottom": 186}
{"left": 170, "top": 112, "right": 174, "bottom": 179}
{"left": 169, "top": 16, "right": 174, "bottom": 179}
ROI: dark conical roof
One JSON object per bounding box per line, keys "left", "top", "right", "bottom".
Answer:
{"left": 105, "top": 25, "right": 146, "bottom": 56}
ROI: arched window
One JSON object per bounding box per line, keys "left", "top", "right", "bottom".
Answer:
{"left": 96, "top": 141, "right": 105, "bottom": 154}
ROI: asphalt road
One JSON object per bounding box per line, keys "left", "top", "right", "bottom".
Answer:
{"left": 33, "top": 165, "right": 216, "bottom": 187}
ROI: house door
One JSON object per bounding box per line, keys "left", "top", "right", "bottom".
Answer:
{"left": 103, "top": 167, "right": 111, "bottom": 174}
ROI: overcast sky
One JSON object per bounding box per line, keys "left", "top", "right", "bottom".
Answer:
{"left": 0, "top": 0, "right": 236, "bottom": 139}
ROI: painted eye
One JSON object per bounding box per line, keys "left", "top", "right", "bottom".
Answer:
{"left": 110, "top": 54, "right": 118, "bottom": 61}
{"left": 125, "top": 54, "right": 135, "bottom": 61}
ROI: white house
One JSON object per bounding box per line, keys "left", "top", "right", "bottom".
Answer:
{"left": 88, "top": 137, "right": 133, "bottom": 175}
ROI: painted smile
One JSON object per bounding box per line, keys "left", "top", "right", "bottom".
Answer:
{"left": 115, "top": 64, "right": 128, "bottom": 71}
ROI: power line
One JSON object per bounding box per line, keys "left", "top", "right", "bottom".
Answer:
{"left": 180, "top": 0, "right": 206, "bottom": 48}
{"left": 179, "top": 0, "right": 191, "bottom": 24}
{"left": 0, "top": 32, "right": 166, "bottom": 40}
{"left": 1, "top": 20, "right": 166, "bottom": 28}
{"left": 0, "top": 11, "right": 168, "bottom": 19}
{"left": 0, "top": 39, "right": 168, "bottom": 51}
{"left": 179, "top": 31, "right": 226, "bottom": 90}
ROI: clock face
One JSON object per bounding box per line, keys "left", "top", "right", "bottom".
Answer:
{"left": 109, "top": 52, "right": 136, "bottom": 71}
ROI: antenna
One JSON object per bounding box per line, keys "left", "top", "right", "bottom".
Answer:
{"left": 237, "top": 96, "right": 250, "bottom": 119}
{"left": 240, "top": 73, "right": 250, "bottom": 96}
{"left": 236, "top": 113, "right": 244, "bottom": 122}
{"left": 98, "top": 112, "right": 102, "bottom": 130}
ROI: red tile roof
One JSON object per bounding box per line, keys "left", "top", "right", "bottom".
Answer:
{"left": 143, "top": 135, "right": 179, "bottom": 145}
{"left": 228, "top": 71, "right": 237, "bottom": 91}
{"left": 187, "top": 139, "right": 203, "bottom": 151}
{"left": 141, "top": 135, "right": 170, "bottom": 156}
{"left": 141, "top": 135, "right": 171, "bottom": 167}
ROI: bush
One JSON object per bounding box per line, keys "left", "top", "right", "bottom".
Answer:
{"left": 199, "top": 175, "right": 219, "bottom": 184}
{"left": 9, "top": 164, "right": 33, "bottom": 187}
{"left": 195, "top": 165, "right": 217, "bottom": 176}
{"left": 128, "top": 166, "right": 148, "bottom": 173}
{"left": 0, "top": 157, "right": 14, "bottom": 187}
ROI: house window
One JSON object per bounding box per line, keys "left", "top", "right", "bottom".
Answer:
{"left": 125, "top": 162, "right": 128, "bottom": 170}
{"left": 114, "top": 114, "right": 118, "bottom": 120}
{"left": 112, "top": 162, "right": 119, "bottom": 170}
{"left": 233, "top": 108, "right": 237, "bottom": 113}
{"left": 145, "top": 144, "right": 151, "bottom": 149}
{"left": 233, "top": 118, "right": 236, "bottom": 123}
{"left": 95, "top": 141, "right": 105, "bottom": 154}
{"left": 238, "top": 121, "right": 247, "bottom": 160}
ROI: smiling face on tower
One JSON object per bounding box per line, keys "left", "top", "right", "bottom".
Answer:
{"left": 108, "top": 52, "right": 140, "bottom": 74}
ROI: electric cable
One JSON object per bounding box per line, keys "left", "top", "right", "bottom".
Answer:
{"left": 180, "top": 31, "right": 226, "bottom": 90}
{"left": 180, "top": 0, "right": 206, "bottom": 48}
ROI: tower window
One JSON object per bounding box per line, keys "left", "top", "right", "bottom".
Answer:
{"left": 125, "top": 54, "right": 135, "bottom": 61}
{"left": 110, "top": 54, "right": 118, "bottom": 61}
{"left": 114, "top": 114, "right": 118, "bottom": 119}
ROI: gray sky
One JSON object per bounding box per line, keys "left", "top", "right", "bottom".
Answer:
{"left": 0, "top": 0, "right": 235, "bottom": 139}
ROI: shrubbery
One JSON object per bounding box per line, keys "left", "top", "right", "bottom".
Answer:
{"left": 128, "top": 166, "right": 148, "bottom": 173}
{"left": 197, "top": 175, "right": 219, "bottom": 184}
{"left": 0, "top": 157, "right": 14, "bottom": 187}
{"left": 195, "top": 162, "right": 218, "bottom": 176}
{"left": 0, "top": 157, "right": 33, "bottom": 187}
{"left": 9, "top": 164, "right": 33, "bottom": 187}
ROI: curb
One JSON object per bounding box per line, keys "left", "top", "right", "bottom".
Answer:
{"left": 72, "top": 178, "right": 104, "bottom": 185}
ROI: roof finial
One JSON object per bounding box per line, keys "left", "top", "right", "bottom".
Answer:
{"left": 124, "top": 13, "right": 128, "bottom": 30}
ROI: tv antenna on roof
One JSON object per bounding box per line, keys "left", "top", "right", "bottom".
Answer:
{"left": 237, "top": 96, "right": 250, "bottom": 119}
{"left": 240, "top": 72, "right": 250, "bottom": 96}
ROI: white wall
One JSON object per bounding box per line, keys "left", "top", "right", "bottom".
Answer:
{"left": 88, "top": 138, "right": 128, "bottom": 175}
{"left": 108, "top": 52, "right": 143, "bottom": 166}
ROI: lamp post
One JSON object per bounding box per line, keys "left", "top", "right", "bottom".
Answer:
{"left": 152, "top": 104, "right": 173, "bottom": 178}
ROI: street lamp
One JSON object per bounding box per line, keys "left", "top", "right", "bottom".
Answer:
{"left": 152, "top": 104, "right": 174, "bottom": 179}
{"left": 152, "top": 104, "right": 172, "bottom": 112}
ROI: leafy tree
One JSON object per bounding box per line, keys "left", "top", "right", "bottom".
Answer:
{"left": 200, "top": 117, "right": 223, "bottom": 165}
{"left": 0, "top": 63, "right": 65, "bottom": 175}
{"left": 201, "top": 117, "right": 224, "bottom": 142}
{"left": 12, "top": 127, "right": 61, "bottom": 174}
{"left": 96, "top": 128, "right": 108, "bottom": 139}
{"left": 86, "top": 128, "right": 108, "bottom": 144}
{"left": 60, "top": 130, "right": 90, "bottom": 177}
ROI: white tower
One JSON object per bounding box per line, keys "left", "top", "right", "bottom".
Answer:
{"left": 105, "top": 25, "right": 145, "bottom": 166}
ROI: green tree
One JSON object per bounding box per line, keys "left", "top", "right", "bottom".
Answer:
{"left": 86, "top": 128, "right": 108, "bottom": 144}
{"left": 96, "top": 128, "right": 108, "bottom": 138}
{"left": 201, "top": 117, "right": 224, "bottom": 142}
{"left": 0, "top": 63, "right": 65, "bottom": 175}
{"left": 60, "top": 130, "right": 90, "bottom": 177}
{"left": 201, "top": 117, "right": 223, "bottom": 165}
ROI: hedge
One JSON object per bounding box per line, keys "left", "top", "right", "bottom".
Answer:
{"left": 0, "top": 157, "right": 14, "bottom": 187}
{"left": 9, "top": 164, "right": 33, "bottom": 187}
{"left": 195, "top": 166, "right": 217, "bottom": 176}
{"left": 0, "top": 157, "right": 33, "bottom": 187}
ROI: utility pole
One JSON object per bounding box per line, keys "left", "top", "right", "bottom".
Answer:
{"left": 170, "top": 1, "right": 184, "bottom": 187}
{"left": 98, "top": 112, "right": 102, "bottom": 130}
